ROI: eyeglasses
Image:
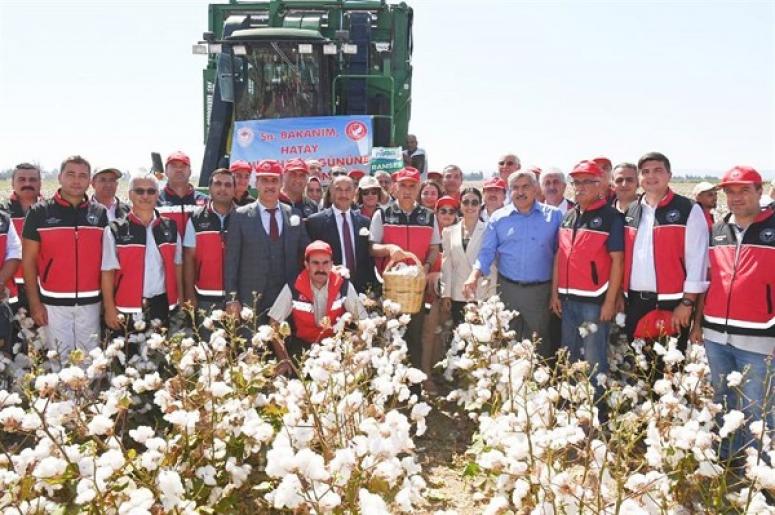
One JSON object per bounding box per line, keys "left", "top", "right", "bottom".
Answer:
{"left": 498, "top": 160, "right": 516, "bottom": 166}
{"left": 461, "top": 199, "right": 481, "bottom": 207}
{"left": 331, "top": 171, "right": 347, "bottom": 177}
{"left": 570, "top": 180, "right": 600, "bottom": 187}
{"left": 362, "top": 188, "right": 381, "bottom": 196}
{"left": 614, "top": 177, "right": 637, "bottom": 184}
{"left": 132, "top": 188, "right": 158, "bottom": 196}
{"left": 437, "top": 208, "right": 457, "bottom": 215}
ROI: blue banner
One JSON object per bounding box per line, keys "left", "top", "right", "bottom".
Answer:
{"left": 230, "top": 116, "right": 373, "bottom": 174}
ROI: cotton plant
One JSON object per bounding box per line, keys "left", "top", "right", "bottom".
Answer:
{"left": 0, "top": 299, "right": 431, "bottom": 513}
{"left": 443, "top": 296, "right": 775, "bottom": 513}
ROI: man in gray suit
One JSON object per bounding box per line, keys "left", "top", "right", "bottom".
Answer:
{"left": 225, "top": 160, "right": 310, "bottom": 321}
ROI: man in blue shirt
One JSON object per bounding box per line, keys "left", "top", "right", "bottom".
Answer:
{"left": 464, "top": 170, "right": 562, "bottom": 356}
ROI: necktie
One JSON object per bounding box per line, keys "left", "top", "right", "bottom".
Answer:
{"left": 341, "top": 212, "right": 356, "bottom": 274}
{"left": 267, "top": 208, "right": 279, "bottom": 241}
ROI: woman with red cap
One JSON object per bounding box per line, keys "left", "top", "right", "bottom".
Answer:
{"left": 420, "top": 195, "right": 459, "bottom": 393}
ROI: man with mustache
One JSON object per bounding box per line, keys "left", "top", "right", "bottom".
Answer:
{"left": 268, "top": 240, "right": 366, "bottom": 375}
{"left": 481, "top": 177, "right": 506, "bottom": 223}
{"left": 441, "top": 165, "right": 464, "bottom": 200}
{"left": 464, "top": 170, "right": 562, "bottom": 357}
{"left": 402, "top": 134, "right": 427, "bottom": 177}
{"left": 612, "top": 163, "right": 639, "bottom": 213}
{"left": 540, "top": 168, "right": 574, "bottom": 215}
{"left": 1, "top": 163, "right": 43, "bottom": 312}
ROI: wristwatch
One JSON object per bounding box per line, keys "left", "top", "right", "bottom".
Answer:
{"left": 680, "top": 297, "right": 695, "bottom": 307}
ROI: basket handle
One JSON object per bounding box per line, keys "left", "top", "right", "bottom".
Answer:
{"left": 383, "top": 252, "right": 422, "bottom": 273}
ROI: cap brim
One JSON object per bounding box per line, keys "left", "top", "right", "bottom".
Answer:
{"left": 718, "top": 180, "right": 760, "bottom": 188}
{"left": 95, "top": 168, "right": 122, "bottom": 178}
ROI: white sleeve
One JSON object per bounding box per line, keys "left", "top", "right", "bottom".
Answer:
{"left": 4, "top": 222, "right": 21, "bottom": 261}
{"left": 183, "top": 219, "right": 196, "bottom": 248}
{"left": 683, "top": 204, "right": 710, "bottom": 293}
{"left": 267, "top": 285, "right": 293, "bottom": 323}
{"left": 369, "top": 210, "right": 384, "bottom": 243}
{"left": 174, "top": 236, "right": 183, "bottom": 265}
{"left": 101, "top": 229, "right": 120, "bottom": 271}
{"left": 430, "top": 219, "right": 442, "bottom": 245}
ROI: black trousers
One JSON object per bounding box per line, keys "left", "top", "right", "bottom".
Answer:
{"left": 451, "top": 300, "right": 467, "bottom": 327}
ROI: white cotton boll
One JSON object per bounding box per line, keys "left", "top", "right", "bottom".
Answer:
{"left": 158, "top": 470, "right": 185, "bottom": 510}
{"left": 96, "top": 449, "right": 125, "bottom": 472}
{"left": 294, "top": 448, "right": 329, "bottom": 481}
{"left": 482, "top": 495, "right": 509, "bottom": 515}
{"left": 196, "top": 465, "right": 218, "bottom": 486}
{"left": 652, "top": 342, "right": 667, "bottom": 356}
{"left": 270, "top": 474, "right": 304, "bottom": 509}
{"left": 59, "top": 366, "right": 86, "bottom": 388}
{"left": 74, "top": 479, "right": 96, "bottom": 504}
{"left": 749, "top": 420, "right": 765, "bottom": 438}
{"left": 588, "top": 323, "right": 598, "bottom": 334}
{"left": 457, "top": 323, "right": 472, "bottom": 338}
{"left": 578, "top": 326, "right": 589, "bottom": 338}
{"left": 118, "top": 487, "right": 155, "bottom": 514}
{"left": 359, "top": 489, "right": 390, "bottom": 514}
{"left": 33, "top": 456, "right": 67, "bottom": 479}
{"left": 0, "top": 406, "right": 25, "bottom": 428}
{"left": 240, "top": 306, "right": 254, "bottom": 321}
{"left": 653, "top": 379, "right": 672, "bottom": 396}
{"left": 35, "top": 373, "right": 59, "bottom": 395}
{"left": 164, "top": 409, "right": 200, "bottom": 432}
{"left": 87, "top": 415, "right": 114, "bottom": 436}
{"left": 225, "top": 458, "right": 251, "bottom": 488}
{"left": 533, "top": 368, "right": 550, "bottom": 385}
{"left": 129, "top": 426, "right": 155, "bottom": 445}
{"left": 265, "top": 445, "right": 295, "bottom": 478}
{"left": 663, "top": 347, "right": 685, "bottom": 365}
{"left": 405, "top": 368, "right": 426, "bottom": 384}
{"left": 471, "top": 324, "right": 492, "bottom": 343}
{"left": 209, "top": 381, "right": 233, "bottom": 398}
{"left": 726, "top": 371, "right": 743, "bottom": 388}
{"left": 697, "top": 460, "right": 723, "bottom": 478}
{"left": 719, "top": 410, "right": 746, "bottom": 438}
{"left": 615, "top": 312, "right": 626, "bottom": 327}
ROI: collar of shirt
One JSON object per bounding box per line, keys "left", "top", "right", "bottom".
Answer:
{"left": 333, "top": 207, "right": 351, "bottom": 217}
{"left": 504, "top": 200, "right": 542, "bottom": 216}
{"left": 258, "top": 200, "right": 280, "bottom": 214}
{"left": 93, "top": 195, "right": 117, "bottom": 210}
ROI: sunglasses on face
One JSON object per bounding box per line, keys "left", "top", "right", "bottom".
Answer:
{"left": 362, "top": 188, "right": 381, "bottom": 196}
{"left": 437, "top": 208, "right": 457, "bottom": 215}
{"left": 461, "top": 198, "right": 480, "bottom": 207}
{"left": 132, "top": 188, "right": 158, "bottom": 196}
{"left": 498, "top": 160, "right": 515, "bottom": 166}
{"left": 331, "top": 171, "right": 347, "bottom": 177}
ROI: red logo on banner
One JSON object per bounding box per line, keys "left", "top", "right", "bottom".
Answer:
{"left": 345, "top": 120, "right": 368, "bottom": 141}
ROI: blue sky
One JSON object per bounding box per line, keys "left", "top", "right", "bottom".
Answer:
{"left": 1, "top": 0, "right": 773, "bottom": 177}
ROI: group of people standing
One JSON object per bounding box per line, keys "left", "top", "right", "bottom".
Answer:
{"left": 0, "top": 148, "right": 773, "bottom": 454}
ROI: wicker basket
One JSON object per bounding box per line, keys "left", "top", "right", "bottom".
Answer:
{"left": 382, "top": 254, "right": 426, "bottom": 314}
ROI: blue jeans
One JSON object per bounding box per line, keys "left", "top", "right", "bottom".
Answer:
{"left": 560, "top": 298, "right": 610, "bottom": 380}
{"left": 704, "top": 339, "right": 775, "bottom": 459}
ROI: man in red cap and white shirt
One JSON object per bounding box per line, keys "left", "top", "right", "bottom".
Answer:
{"left": 157, "top": 151, "right": 208, "bottom": 237}
{"left": 481, "top": 176, "right": 506, "bottom": 223}
{"left": 225, "top": 160, "right": 310, "bottom": 321}
{"left": 269, "top": 240, "right": 366, "bottom": 375}
{"left": 551, "top": 160, "right": 624, "bottom": 401}
{"left": 698, "top": 165, "right": 775, "bottom": 457}
{"left": 691, "top": 181, "right": 717, "bottom": 229}
{"left": 540, "top": 167, "right": 574, "bottom": 215}
{"left": 280, "top": 158, "right": 319, "bottom": 219}
{"left": 622, "top": 152, "right": 708, "bottom": 351}
{"left": 370, "top": 166, "right": 441, "bottom": 370}
{"left": 229, "top": 160, "right": 256, "bottom": 207}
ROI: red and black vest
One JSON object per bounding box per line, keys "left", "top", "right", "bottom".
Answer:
{"left": 379, "top": 203, "right": 436, "bottom": 270}
{"left": 557, "top": 200, "right": 622, "bottom": 302}
{"left": 290, "top": 270, "right": 349, "bottom": 344}
{"left": 110, "top": 213, "right": 179, "bottom": 313}
{"left": 0, "top": 193, "right": 37, "bottom": 287}
{"left": 23, "top": 192, "right": 107, "bottom": 306}
{"left": 623, "top": 190, "right": 693, "bottom": 301}
{"left": 703, "top": 208, "right": 775, "bottom": 337}
{"left": 190, "top": 203, "right": 231, "bottom": 300}
{"left": 0, "top": 211, "right": 19, "bottom": 303}
{"left": 157, "top": 185, "right": 208, "bottom": 238}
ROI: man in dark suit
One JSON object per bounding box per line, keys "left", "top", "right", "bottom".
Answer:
{"left": 306, "top": 175, "right": 377, "bottom": 295}
{"left": 225, "top": 160, "right": 310, "bottom": 321}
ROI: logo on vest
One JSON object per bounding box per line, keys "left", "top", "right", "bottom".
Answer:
{"left": 713, "top": 235, "right": 727, "bottom": 242}
{"left": 162, "top": 228, "right": 172, "bottom": 240}
{"left": 589, "top": 216, "right": 603, "bottom": 229}
{"left": 45, "top": 217, "right": 61, "bottom": 225}
{"left": 119, "top": 233, "right": 133, "bottom": 243}
{"left": 416, "top": 210, "right": 428, "bottom": 224}
{"left": 665, "top": 209, "right": 681, "bottom": 223}
{"left": 759, "top": 228, "right": 775, "bottom": 243}
{"left": 385, "top": 214, "right": 399, "bottom": 224}
{"left": 198, "top": 221, "right": 211, "bottom": 230}
{"left": 87, "top": 212, "right": 99, "bottom": 225}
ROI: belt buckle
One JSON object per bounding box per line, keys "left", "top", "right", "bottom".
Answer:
{"left": 638, "top": 291, "right": 656, "bottom": 301}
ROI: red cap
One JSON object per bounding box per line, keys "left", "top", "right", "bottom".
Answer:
{"left": 395, "top": 167, "right": 421, "bottom": 183}
{"left": 436, "top": 196, "right": 460, "bottom": 211}
{"left": 570, "top": 160, "right": 604, "bottom": 177}
{"left": 305, "top": 240, "right": 333, "bottom": 260}
{"left": 482, "top": 177, "right": 507, "bottom": 191}
{"left": 166, "top": 151, "right": 190, "bottom": 166}
{"left": 348, "top": 169, "right": 366, "bottom": 181}
{"left": 255, "top": 159, "right": 283, "bottom": 177}
{"left": 284, "top": 158, "right": 309, "bottom": 174}
{"left": 718, "top": 166, "right": 762, "bottom": 187}
{"left": 427, "top": 170, "right": 443, "bottom": 179}
{"left": 592, "top": 156, "right": 612, "bottom": 169}
{"left": 229, "top": 160, "right": 252, "bottom": 174}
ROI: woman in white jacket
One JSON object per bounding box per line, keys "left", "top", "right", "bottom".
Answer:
{"left": 440, "top": 187, "right": 497, "bottom": 326}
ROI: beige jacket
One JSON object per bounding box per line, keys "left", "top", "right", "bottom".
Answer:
{"left": 440, "top": 219, "right": 497, "bottom": 302}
